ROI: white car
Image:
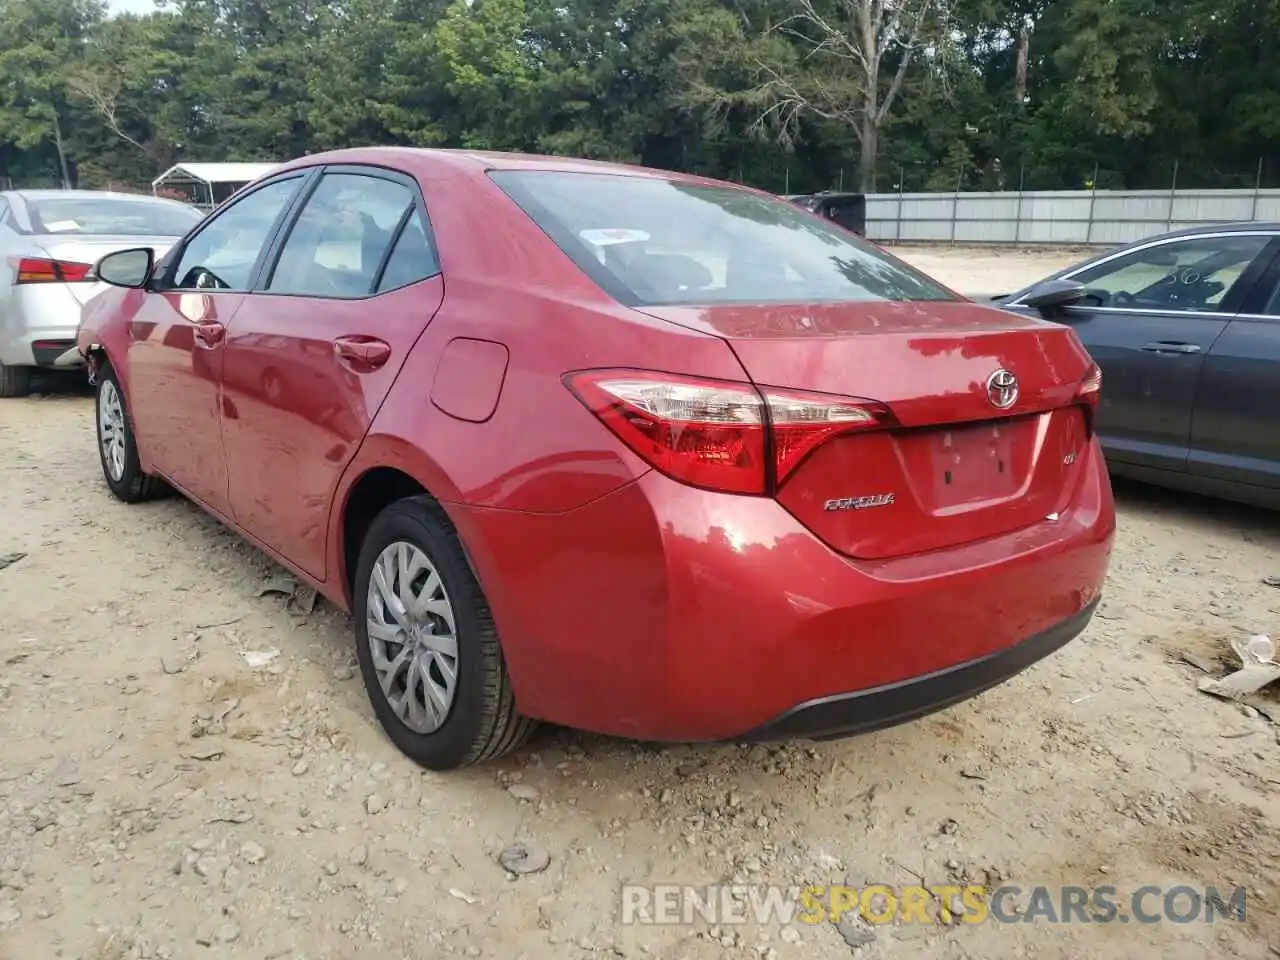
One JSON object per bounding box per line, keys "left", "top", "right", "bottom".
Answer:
{"left": 0, "top": 190, "right": 203, "bottom": 396}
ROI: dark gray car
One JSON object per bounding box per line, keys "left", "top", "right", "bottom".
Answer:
{"left": 990, "top": 222, "right": 1280, "bottom": 510}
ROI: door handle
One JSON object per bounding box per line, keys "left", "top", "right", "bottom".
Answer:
{"left": 333, "top": 335, "right": 391, "bottom": 370}
{"left": 1141, "top": 341, "right": 1201, "bottom": 354}
{"left": 193, "top": 321, "right": 225, "bottom": 348}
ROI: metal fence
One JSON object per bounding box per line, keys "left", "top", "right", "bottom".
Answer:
{"left": 11, "top": 171, "right": 1280, "bottom": 249}
{"left": 866, "top": 188, "right": 1280, "bottom": 246}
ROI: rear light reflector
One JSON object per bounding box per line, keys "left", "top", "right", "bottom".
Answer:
{"left": 10, "top": 256, "right": 93, "bottom": 284}
{"left": 565, "top": 369, "right": 895, "bottom": 495}
{"left": 1077, "top": 362, "right": 1102, "bottom": 402}
{"left": 1076, "top": 362, "right": 1102, "bottom": 434}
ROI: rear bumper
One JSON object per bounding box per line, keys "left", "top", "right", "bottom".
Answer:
{"left": 737, "top": 598, "right": 1098, "bottom": 742}
{"left": 0, "top": 284, "right": 84, "bottom": 367}
{"left": 454, "top": 436, "right": 1115, "bottom": 742}
{"left": 0, "top": 332, "right": 81, "bottom": 368}
{"left": 35, "top": 340, "right": 82, "bottom": 367}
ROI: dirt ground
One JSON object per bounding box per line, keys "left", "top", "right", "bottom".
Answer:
{"left": 1, "top": 246, "right": 1278, "bottom": 960}
{"left": 891, "top": 244, "right": 1086, "bottom": 295}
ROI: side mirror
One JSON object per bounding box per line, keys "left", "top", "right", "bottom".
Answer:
{"left": 95, "top": 248, "right": 154, "bottom": 289}
{"left": 1022, "top": 278, "right": 1086, "bottom": 315}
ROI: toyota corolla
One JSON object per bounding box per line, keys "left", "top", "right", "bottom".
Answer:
{"left": 76, "top": 148, "right": 1115, "bottom": 770}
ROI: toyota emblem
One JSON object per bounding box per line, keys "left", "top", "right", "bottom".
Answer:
{"left": 986, "top": 369, "right": 1018, "bottom": 409}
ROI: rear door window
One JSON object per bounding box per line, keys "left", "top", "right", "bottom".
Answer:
{"left": 267, "top": 173, "right": 417, "bottom": 298}
{"left": 375, "top": 213, "right": 439, "bottom": 293}
{"left": 1261, "top": 282, "right": 1280, "bottom": 316}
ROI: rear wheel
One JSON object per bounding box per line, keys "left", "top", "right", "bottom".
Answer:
{"left": 96, "top": 362, "right": 165, "bottom": 502}
{"left": 0, "top": 361, "right": 31, "bottom": 398}
{"left": 353, "top": 496, "right": 536, "bottom": 770}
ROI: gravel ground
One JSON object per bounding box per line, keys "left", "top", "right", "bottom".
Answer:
{"left": 0, "top": 246, "right": 1278, "bottom": 960}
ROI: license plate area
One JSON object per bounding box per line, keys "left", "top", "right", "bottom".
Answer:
{"left": 928, "top": 420, "right": 1022, "bottom": 503}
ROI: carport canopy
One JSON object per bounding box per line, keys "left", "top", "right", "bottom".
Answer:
{"left": 151, "top": 161, "right": 279, "bottom": 208}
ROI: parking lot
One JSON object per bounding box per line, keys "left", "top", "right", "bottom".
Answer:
{"left": 0, "top": 245, "right": 1277, "bottom": 960}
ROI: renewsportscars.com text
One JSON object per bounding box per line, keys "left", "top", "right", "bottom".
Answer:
{"left": 620, "top": 883, "right": 1248, "bottom": 926}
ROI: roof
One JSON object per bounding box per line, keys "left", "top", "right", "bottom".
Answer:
{"left": 1145, "top": 220, "right": 1280, "bottom": 239}
{"left": 438, "top": 149, "right": 676, "bottom": 176}
{"left": 266, "top": 146, "right": 720, "bottom": 185}
{"left": 152, "top": 162, "right": 279, "bottom": 187}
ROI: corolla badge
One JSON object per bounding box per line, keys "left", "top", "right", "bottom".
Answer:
{"left": 823, "top": 493, "right": 895, "bottom": 512}
{"left": 986, "top": 368, "right": 1019, "bottom": 409}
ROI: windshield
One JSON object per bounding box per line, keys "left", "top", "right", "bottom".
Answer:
{"left": 489, "top": 170, "right": 955, "bottom": 307}
{"left": 29, "top": 196, "right": 202, "bottom": 237}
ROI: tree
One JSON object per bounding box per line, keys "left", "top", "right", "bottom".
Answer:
{"left": 0, "top": 0, "right": 1277, "bottom": 195}
{"left": 169, "top": 0, "right": 327, "bottom": 160}
{"left": 747, "top": 0, "right": 957, "bottom": 190}
{"left": 0, "top": 0, "right": 104, "bottom": 186}
{"left": 66, "top": 11, "right": 193, "bottom": 182}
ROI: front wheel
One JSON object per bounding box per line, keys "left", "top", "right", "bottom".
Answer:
{"left": 96, "top": 363, "right": 165, "bottom": 502}
{"left": 352, "top": 496, "right": 536, "bottom": 770}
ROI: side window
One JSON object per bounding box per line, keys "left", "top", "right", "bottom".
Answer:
{"left": 1068, "top": 235, "right": 1271, "bottom": 313}
{"left": 267, "top": 173, "right": 412, "bottom": 297}
{"left": 1262, "top": 281, "right": 1280, "bottom": 317}
{"left": 376, "top": 212, "right": 439, "bottom": 293}
{"left": 170, "top": 177, "right": 301, "bottom": 291}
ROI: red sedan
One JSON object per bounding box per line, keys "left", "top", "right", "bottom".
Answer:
{"left": 77, "top": 148, "right": 1115, "bottom": 770}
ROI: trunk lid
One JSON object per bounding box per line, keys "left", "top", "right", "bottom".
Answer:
{"left": 33, "top": 235, "right": 181, "bottom": 305}
{"left": 640, "top": 299, "right": 1096, "bottom": 559}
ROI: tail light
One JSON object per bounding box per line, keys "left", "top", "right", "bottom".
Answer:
{"left": 10, "top": 257, "right": 93, "bottom": 284}
{"left": 1077, "top": 362, "right": 1102, "bottom": 401}
{"left": 564, "top": 369, "right": 896, "bottom": 495}
{"left": 1076, "top": 362, "right": 1102, "bottom": 434}
{"left": 766, "top": 385, "right": 895, "bottom": 482}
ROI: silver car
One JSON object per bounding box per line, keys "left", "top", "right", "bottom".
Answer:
{"left": 0, "top": 190, "right": 203, "bottom": 397}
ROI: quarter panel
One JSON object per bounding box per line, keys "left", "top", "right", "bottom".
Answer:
{"left": 369, "top": 168, "right": 754, "bottom": 515}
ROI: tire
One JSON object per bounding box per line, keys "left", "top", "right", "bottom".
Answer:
{"left": 0, "top": 361, "right": 31, "bottom": 398}
{"left": 353, "top": 496, "right": 536, "bottom": 770}
{"left": 95, "top": 361, "right": 166, "bottom": 503}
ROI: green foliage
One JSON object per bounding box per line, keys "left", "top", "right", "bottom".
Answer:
{"left": 0, "top": 0, "right": 1277, "bottom": 192}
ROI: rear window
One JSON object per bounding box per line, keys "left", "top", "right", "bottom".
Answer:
{"left": 489, "top": 170, "right": 954, "bottom": 307}
{"left": 29, "top": 197, "right": 202, "bottom": 237}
